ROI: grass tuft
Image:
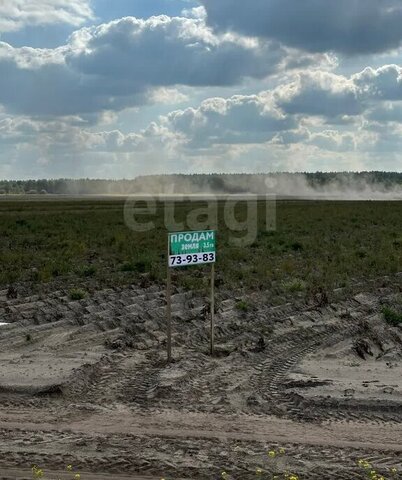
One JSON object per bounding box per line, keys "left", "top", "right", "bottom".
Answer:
{"left": 382, "top": 307, "right": 402, "bottom": 327}
{"left": 69, "top": 288, "right": 87, "bottom": 301}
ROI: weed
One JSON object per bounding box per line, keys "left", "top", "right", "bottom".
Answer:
{"left": 15, "top": 219, "right": 28, "bottom": 227}
{"left": 290, "top": 241, "right": 303, "bottom": 252}
{"left": 121, "top": 261, "right": 136, "bottom": 272}
{"left": 69, "top": 288, "right": 86, "bottom": 301}
{"left": 282, "top": 278, "right": 306, "bottom": 293}
{"left": 76, "top": 265, "right": 96, "bottom": 277}
{"left": 236, "top": 300, "right": 249, "bottom": 312}
{"left": 392, "top": 238, "right": 402, "bottom": 248}
{"left": 121, "top": 260, "right": 150, "bottom": 273}
{"left": 382, "top": 307, "right": 402, "bottom": 326}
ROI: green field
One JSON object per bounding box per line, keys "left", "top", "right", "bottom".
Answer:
{"left": 1, "top": 198, "right": 402, "bottom": 300}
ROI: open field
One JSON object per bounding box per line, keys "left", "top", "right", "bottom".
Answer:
{"left": 0, "top": 199, "right": 402, "bottom": 479}
{"left": 2, "top": 198, "right": 402, "bottom": 296}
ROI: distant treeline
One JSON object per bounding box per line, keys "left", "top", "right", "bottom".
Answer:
{"left": 1, "top": 172, "right": 402, "bottom": 195}
{"left": 0, "top": 179, "right": 138, "bottom": 195}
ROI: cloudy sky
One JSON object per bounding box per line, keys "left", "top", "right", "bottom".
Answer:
{"left": 2, "top": 0, "right": 402, "bottom": 179}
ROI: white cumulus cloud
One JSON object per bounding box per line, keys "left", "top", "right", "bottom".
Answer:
{"left": 0, "top": 0, "right": 93, "bottom": 32}
{"left": 0, "top": 15, "right": 286, "bottom": 116}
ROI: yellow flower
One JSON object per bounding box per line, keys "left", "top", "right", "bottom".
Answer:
{"left": 31, "top": 466, "right": 44, "bottom": 479}
{"left": 268, "top": 450, "right": 276, "bottom": 458}
{"left": 221, "top": 472, "right": 229, "bottom": 480}
{"left": 256, "top": 467, "right": 263, "bottom": 475}
{"left": 279, "top": 448, "right": 286, "bottom": 455}
{"left": 74, "top": 474, "right": 81, "bottom": 480}
{"left": 67, "top": 465, "right": 73, "bottom": 472}
{"left": 358, "top": 459, "right": 371, "bottom": 469}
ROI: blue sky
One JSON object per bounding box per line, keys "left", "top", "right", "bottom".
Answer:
{"left": 1, "top": 0, "right": 198, "bottom": 47}
{"left": 1, "top": 0, "right": 402, "bottom": 179}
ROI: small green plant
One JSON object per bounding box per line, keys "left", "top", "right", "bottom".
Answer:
{"left": 236, "top": 300, "right": 249, "bottom": 312}
{"left": 121, "top": 261, "right": 136, "bottom": 272}
{"left": 382, "top": 307, "right": 402, "bottom": 326}
{"left": 121, "top": 260, "right": 150, "bottom": 273}
{"left": 392, "top": 237, "right": 402, "bottom": 248}
{"left": 282, "top": 278, "right": 306, "bottom": 293}
{"left": 69, "top": 288, "right": 86, "bottom": 301}
{"left": 290, "top": 241, "right": 303, "bottom": 252}
{"left": 79, "top": 265, "right": 96, "bottom": 277}
{"left": 38, "top": 267, "right": 52, "bottom": 283}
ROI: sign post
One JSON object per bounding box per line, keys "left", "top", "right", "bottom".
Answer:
{"left": 167, "top": 230, "right": 216, "bottom": 361}
{"left": 210, "top": 262, "right": 215, "bottom": 356}
{"left": 166, "top": 236, "right": 172, "bottom": 363}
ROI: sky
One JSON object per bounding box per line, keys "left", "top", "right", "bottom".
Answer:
{"left": 2, "top": 1, "right": 402, "bottom": 179}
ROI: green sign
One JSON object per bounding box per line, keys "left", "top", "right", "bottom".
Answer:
{"left": 168, "top": 230, "right": 216, "bottom": 267}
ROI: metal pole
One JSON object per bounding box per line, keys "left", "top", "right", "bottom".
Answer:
{"left": 210, "top": 262, "right": 215, "bottom": 356}
{"left": 167, "top": 239, "right": 172, "bottom": 363}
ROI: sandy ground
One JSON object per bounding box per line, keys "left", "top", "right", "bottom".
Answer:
{"left": 0, "top": 278, "right": 402, "bottom": 479}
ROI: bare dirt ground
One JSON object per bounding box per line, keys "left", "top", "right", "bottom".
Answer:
{"left": 0, "top": 277, "right": 402, "bottom": 479}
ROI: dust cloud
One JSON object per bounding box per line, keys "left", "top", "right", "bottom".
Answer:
{"left": 130, "top": 173, "right": 402, "bottom": 200}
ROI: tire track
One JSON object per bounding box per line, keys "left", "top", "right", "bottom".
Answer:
{"left": 251, "top": 312, "right": 402, "bottom": 424}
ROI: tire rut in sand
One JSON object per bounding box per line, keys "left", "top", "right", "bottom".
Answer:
{"left": 250, "top": 321, "right": 358, "bottom": 418}
{"left": 251, "top": 310, "right": 402, "bottom": 424}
